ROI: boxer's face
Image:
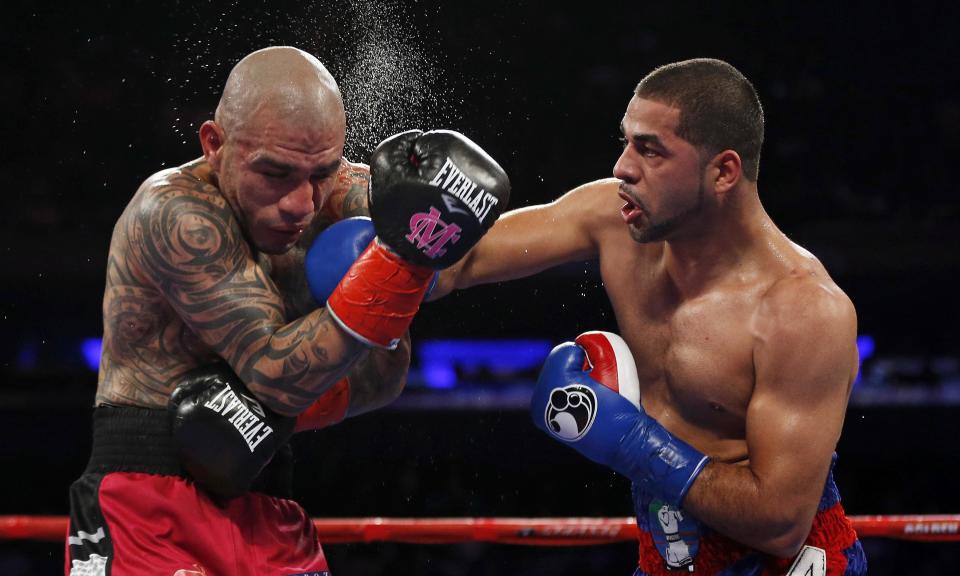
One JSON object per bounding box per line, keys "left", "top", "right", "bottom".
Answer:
{"left": 209, "top": 111, "right": 345, "bottom": 254}
{"left": 613, "top": 96, "right": 707, "bottom": 243}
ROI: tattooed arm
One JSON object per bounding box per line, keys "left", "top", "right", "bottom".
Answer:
{"left": 346, "top": 331, "right": 411, "bottom": 417}
{"left": 131, "top": 170, "right": 365, "bottom": 416}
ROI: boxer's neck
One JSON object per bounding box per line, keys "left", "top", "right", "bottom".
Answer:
{"left": 660, "top": 186, "right": 770, "bottom": 297}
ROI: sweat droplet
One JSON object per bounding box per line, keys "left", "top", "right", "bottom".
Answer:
{"left": 334, "top": 0, "right": 464, "bottom": 160}
{"left": 162, "top": 1, "right": 468, "bottom": 159}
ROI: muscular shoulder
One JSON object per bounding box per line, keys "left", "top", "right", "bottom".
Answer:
{"left": 746, "top": 260, "right": 860, "bottom": 419}
{"left": 130, "top": 159, "right": 223, "bottom": 213}
{"left": 321, "top": 158, "right": 370, "bottom": 220}
{"left": 754, "top": 270, "right": 857, "bottom": 356}
{"left": 344, "top": 158, "right": 370, "bottom": 179}
{"left": 125, "top": 162, "right": 248, "bottom": 283}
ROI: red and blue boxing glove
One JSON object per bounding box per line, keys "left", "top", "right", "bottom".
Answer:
{"left": 304, "top": 217, "right": 378, "bottom": 305}
{"left": 530, "top": 331, "right": 710, "bottom": 507}
{"left": 304, "top": 216, "right": 438, "bottom": 314}
{"left": 298, "top": 216, "right": 438, "bottom": 433}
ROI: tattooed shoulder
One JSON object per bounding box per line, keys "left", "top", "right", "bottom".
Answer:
{"left": 132, "top": 168, "right": 250, "bottom": 288}
{"left": 342, "top": 161, "right": 370, "bottom": 218}
{"left": 322, "top": 159, "right": 370, "bottom": 221}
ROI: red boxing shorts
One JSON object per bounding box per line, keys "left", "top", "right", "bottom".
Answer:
{"left": 66, "top": 405, "right": 329, "bottom": 576}
{"left": 631, "top": 454, "right": 866, "bottom": 575}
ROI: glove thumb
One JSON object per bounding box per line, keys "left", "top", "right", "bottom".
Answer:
{"left": 575, "top": 331, "right": 641, "bottom": 409}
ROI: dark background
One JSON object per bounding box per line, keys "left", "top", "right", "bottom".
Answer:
{"left": 3, "top": 0, "right": 960, "bottom": 573}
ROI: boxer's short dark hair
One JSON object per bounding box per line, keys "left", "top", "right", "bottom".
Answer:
{"left": 636, "top": 59, "right": 764, "bottom": 181}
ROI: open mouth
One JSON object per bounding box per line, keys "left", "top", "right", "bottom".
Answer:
{"left": 618, "top": 190, "right": 644, "bottom": 225}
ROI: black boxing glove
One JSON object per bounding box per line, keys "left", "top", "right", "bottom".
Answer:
{"left": 368, "top": 129, "right": 510, "bottom": 269}
{"left": 168, "top": 363, "right": 295, "bottom": 500}
{"left": 323, "top": 130, "right": 509, "bottom": 348}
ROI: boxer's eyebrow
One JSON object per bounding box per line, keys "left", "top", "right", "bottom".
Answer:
{"left": 635, "top": 134, "right": 665, "bottom": 148}
{"left": 620, "top": 123, "right": 667, "bottom": 151}
{"left": 250, "top": 156, "right": 339, "bottom": 176}
{"left": 250, "top": 156, "right": 297, "bottom": 173}
{"left": 312, "top": 159, "right": 341, "bottom": 176}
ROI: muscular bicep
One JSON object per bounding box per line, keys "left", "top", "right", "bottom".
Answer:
{"left": 135, "top": 183, "right": 283, "bottom": 355}
{"left": 745, "top": 284, "right": 858, "bottom": 513}
{"left": 132, "top": 176, "right": 362, "bottom": 414}
{"left": 433, "top": 178, "right": 621, "bottom": 297}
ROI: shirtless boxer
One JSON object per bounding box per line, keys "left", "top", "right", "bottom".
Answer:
{"left": 436, "top": 59, "right": 866, "bottom": 574}
{"left": 66, "top": 46, "right": 509, "bottom": 575}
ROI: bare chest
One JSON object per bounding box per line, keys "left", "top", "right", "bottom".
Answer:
{"left": 600, "top": 253, "right": 758, "bottom": 453}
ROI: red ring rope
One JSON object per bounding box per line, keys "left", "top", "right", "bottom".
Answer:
{"left": 2, "top": 515, "right": 959, "bottom": 544}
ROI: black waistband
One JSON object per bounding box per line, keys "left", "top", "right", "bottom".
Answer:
{"left": 85, "top": 404, "right": 183, "bottom": 476}
{"left": 84, "top": 404, "right": 293, "bottom": 498}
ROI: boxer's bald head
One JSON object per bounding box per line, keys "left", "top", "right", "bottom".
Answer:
{"left": 200, "top": 47, "right": 347, "bottom": 255}
{"left": 215, "top": 46, "right": 345, "bottom": 138}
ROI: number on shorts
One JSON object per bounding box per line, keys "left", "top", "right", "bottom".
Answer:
{"left": 785, "top": 545, "right": 826, "bottom": 576}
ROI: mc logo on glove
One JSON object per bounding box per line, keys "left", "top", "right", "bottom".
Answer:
{"left": 406, "top": 206, "right": 462, "bottom": 258}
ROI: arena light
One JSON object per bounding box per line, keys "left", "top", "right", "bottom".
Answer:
{"left": 417, "top": 339, "right": 554, "bottom": 389}
{"left": 857, "top": 334, "right": 875, "bottom": 362}
{"left": 855, "top": 334, "right": 875, "bottom": 386}
{"left": 81, "top": 338, "right": 102, "bottom": 372}
{"left": 17, "top": 341, "right": 38, "bottom": 370}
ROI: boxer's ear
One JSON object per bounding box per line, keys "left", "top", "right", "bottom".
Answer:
{"left": 707, "top": 149, "right": 742, "bottom": 199}
{"left": 199, "top": 120, "right": 226, "bottom": 170}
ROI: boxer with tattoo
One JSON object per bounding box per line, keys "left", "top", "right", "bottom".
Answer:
{"left": 66, "top": 46, "right": 509, "bottom": 575}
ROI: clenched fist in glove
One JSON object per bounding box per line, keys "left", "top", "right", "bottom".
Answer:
{"left": 530, "top": 331, "right": 709, "bottom": 507}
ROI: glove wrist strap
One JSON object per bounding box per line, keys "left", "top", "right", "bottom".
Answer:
{"left": 615, "top": 420, "right": 710, "bottom": 507}
{"left": 327, "top": 241, "right": 434, "bottom": 349}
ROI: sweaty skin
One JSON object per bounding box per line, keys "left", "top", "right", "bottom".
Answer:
{"left": 435, "top": 96, "right": 858, "bottom": 557}
{"left": 97, "top": 47, "right": 408, "bottom": 418}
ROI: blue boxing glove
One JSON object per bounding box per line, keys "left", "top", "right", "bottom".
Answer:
{"left": 305, "top": 217, "right": 377, "bottom": 305}
{"left": 530, "top": 331, "right": 710, "bottom": 507}
{"left": 305, "top": 217, "right": 438, "bottom": 306}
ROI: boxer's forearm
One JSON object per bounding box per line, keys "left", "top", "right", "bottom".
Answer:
{"left": 682, "top": 462, "right": 817, "bottom": 558}
{"left": 344, "top": 332, "right": 411, "bottom": 417}
{"left": 241, "top": 308, "right": 368, "bottom": 416}
{"left": 262, "top": 246, "right": 410, "bottom": 418}
{"left": 429, "top": 189, "right": 609, "bottom": 301}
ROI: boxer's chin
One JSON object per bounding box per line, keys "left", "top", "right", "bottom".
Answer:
{"left": 253, "top": 229, "right": 300, "bottom": 255}
{"left": 257, "top": 242, "right": 296, "bottom": 255}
